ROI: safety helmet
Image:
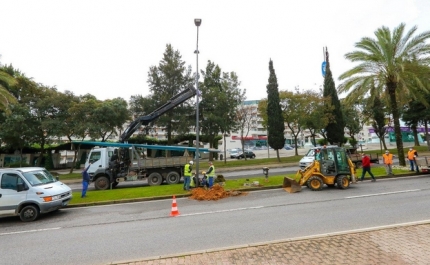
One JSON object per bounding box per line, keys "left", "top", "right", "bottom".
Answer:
{"left": 189, "top": 161, "right": 194, "bottom": 165}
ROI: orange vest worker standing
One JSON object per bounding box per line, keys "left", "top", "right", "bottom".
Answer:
{"left": 382, "top": 150, "right": 393, "bottom": 175}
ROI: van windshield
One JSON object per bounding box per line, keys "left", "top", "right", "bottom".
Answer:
{"left": 305, "top": 149, "right": 316, "bottom": 157}
{"left": 22, "top": 169, "right": 56, "bottom": 186}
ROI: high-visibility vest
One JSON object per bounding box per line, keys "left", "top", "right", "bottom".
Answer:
{"left": 207, "top": 165, "right": 215, "bottom": 177}
{"left": 382, "top": 153, "right": 393, "bottom": 164}
{"left": 184, "top": 164, "right": 192, "bottom": 177}
{"left": 408, "top": 150, "right": 416, "bottom": 160}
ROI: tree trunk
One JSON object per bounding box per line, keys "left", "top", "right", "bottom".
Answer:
{"left": 425, "top": 121, "right": 430, "bottom": 151}
{"left": 276, "top": 149, "right": 280, "bottom": 162}
{"left": 412, "top": 126, "right": 420, "bottom": 146}
{"left": 223, "top": 134, "right": 227, "bottom": 164}
{"left": 388, "top": 83, "right": 405, "bottom": 166}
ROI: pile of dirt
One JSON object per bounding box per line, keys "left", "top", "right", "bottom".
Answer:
{"left": 189, "top": 184, "right": 247, "bottom": 201}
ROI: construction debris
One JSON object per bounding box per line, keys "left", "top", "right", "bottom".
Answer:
{"left": 189, "top": 184, "right": 247, "bottom": 201}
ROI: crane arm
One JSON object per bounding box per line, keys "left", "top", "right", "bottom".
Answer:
{"left": 120, "top": 86, "right": 196, "bottom": 143}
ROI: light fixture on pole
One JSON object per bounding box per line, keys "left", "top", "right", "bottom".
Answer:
{"left": 194, "top": 18, "right": 201, "bottom": 184}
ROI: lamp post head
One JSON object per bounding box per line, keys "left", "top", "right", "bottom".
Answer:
{"left": 194, "top": 18, "right": 202, "bottom": 27}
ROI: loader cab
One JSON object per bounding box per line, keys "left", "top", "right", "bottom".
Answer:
{"left": 317, "top": 147, "right": 351, "bottom": 175}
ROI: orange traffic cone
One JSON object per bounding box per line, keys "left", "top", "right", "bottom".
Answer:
{"left": 170, "top": 195, "right": 180, "bottom": 217}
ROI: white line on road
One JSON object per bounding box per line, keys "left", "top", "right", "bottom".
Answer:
{"left": 180, "top": 206, "right": 265, "bottom": 217}
{"left": 345, "top": 189, "right": 421, "bottom": 199}
{"left": 0, "top": 227, "right": 61, "bottom": 236}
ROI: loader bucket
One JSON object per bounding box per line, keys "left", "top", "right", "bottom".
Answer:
{"left": 283, "top": 177, "right": 302, "bottom": 193}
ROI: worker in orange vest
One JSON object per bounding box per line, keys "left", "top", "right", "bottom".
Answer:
{"left": 382, "top": 150, "right": 394, "bottom": 176}
{"left": 407, "top": 147, "right": 419, "bottom": 173}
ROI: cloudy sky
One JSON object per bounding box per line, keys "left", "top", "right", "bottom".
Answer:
{"left": 1, "top": 0, "right": 429, "bottom": 101}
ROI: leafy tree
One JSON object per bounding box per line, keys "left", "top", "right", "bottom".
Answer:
{"left": 323, "top": 47, "right": 345, "bottom": 145}
{"left": 339, "top": 23, "right": 430, "bottom": 166}
{"left": 266, "top": 60, "right": 285, "bottom": 162}
{"left": 0, "top": 68, "right": 17, "bottom": 113}
{"left": 88, "top": 98, "right": 130, "bottom": 142}
{"left": 279, "top": 90, "right": 306, "bottom": 156}
{"left": 200, "top": 61, "right": 245, "bottom": 161}
{"left": 341, "top": 101, "right": 361, "bottom": 147}
{"left": 0, "top": 104, "right": 37, "bottom": 166}
{"left": 370, "top": 96, "right": 390, "bottom": 150}
{"left": 60, "top": 93, "right": 96, "bottom": 172}
{"left": 403, "top": 93, "right": 430, "bottom": 150}
{"left": 147, "top": 44, "right": 195, "bottom": 144}
{"left": 218, "top": 72, "right": 245, "bottom": 163}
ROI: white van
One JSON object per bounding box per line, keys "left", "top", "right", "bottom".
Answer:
{"left": 299, "top": 146, "right": 337, "bottom": 169}
{"left": 0, "top": 167, "right": 72, "bottom": 222}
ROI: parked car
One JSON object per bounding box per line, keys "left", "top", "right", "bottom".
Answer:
{"left": 229, "top": 149, "right": 241, "bottom": 158}
{"left": 284, "top": 145, "right": 293, "bottom": 150}
{"left": 235, "top": 151, "right": 256, "bottom": 159}
{"left": 0, "top": 167, "right": 73, "bottom": 222}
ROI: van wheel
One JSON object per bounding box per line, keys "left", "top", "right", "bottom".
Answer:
{"left": 148, "top": 172, "right": 163, "bottom": 186}
{"left": 20, "top": 205, "right": 39, "bottom": 222}
{"left": 166, "top": 171, "right": 180, "bottom": 184}
{"left": 95, "top": 176, "right": 109, "bottom": 190}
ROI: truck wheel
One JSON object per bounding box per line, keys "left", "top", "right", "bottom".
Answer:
{"left": 148, "top": 172, "right": 163, "bottom": 186}
{"left": 166, "top": 171, "right": 180, "bottom": 184}
{"left": 95, "top": 176, "right": 109, "bottom": 190}
{"left": 337, "top": 175, "right": 350, "bottom": 189}
{"left": 20, "top": 205, "right": 39, "bottom": 222}
{"left": 307, "top": 176, "right": 323, "bottom": 191}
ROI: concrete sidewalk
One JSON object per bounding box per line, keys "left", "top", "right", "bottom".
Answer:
{"left": 114, "top": 220, "right": 430, "bottom": 265}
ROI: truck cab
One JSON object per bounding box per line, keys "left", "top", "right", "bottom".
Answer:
{"left": 85, "top": 147, "right": 115, "bottom": 176}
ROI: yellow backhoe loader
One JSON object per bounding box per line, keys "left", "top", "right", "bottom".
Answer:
{"left": 283, "top": 146, "right": 356, "bottom": 193}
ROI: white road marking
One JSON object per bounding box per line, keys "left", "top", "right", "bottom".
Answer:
{"left": 181, "top": 206, "right": 265, "bottom": 217}
{"left": 0, "top": 227, "right": 61, "bottom": 236}
{"left": 345, "top": 189, "right": 421, "bottom": 199}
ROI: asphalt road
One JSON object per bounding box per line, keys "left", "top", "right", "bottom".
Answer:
{"left": 1, "top": 174, "right": 430, "bottom": 265}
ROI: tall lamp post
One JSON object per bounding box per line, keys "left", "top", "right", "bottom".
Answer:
{"left": 194, "top": 18, "right": 201, "bottom": 183}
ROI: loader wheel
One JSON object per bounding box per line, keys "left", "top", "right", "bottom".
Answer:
{"left": 307, "top": 176, "right": 323, "bottom": 191}
{"left": 337, "top": 175, "right": 350, "bottom": 189}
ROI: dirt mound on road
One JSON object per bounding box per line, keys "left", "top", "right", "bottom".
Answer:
{"left": 189, "top": 185, "right": 247, "bottom": 201}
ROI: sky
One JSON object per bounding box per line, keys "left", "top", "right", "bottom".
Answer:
{"left": 1, "top": 0, "right": 430, "bottom": 101}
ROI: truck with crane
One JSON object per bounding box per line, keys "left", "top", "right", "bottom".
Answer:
{"left": 75, "top": 86, "right": 218, "bottom": 190}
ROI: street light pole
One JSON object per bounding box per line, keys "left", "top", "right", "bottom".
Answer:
{"left": 194, "top": 18, "right": 201, "bottom": 184}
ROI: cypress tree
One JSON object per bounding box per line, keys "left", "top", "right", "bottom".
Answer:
{"left": 266, "top": 59, "right": 285, "bottom": 162}
{"left": 323, "top": 47, "right": 345, "bottom": 145}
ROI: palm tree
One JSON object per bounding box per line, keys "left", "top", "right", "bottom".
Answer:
{"left": 338, "top": 23, "right": 430, "bottom": 166}
{"left": 0, "top": 69, "right": 17, "bottom": 113}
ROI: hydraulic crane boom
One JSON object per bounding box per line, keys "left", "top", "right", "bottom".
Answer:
{"left": 120, "top": 86, "right": 197, "bottom": 143}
